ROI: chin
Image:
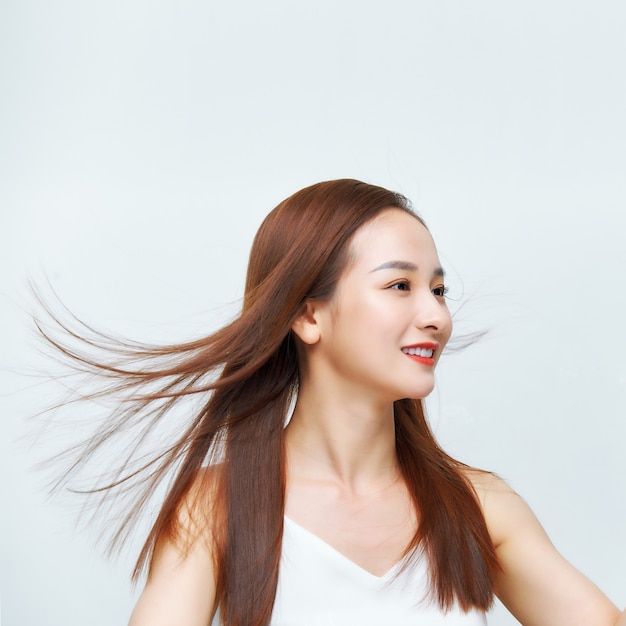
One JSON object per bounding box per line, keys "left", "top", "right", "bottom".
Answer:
{"left": 401, "top": 382, "right": 436, "bottom": 401}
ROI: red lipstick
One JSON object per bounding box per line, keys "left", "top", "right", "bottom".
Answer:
{"left": 401, "top": 342, "right": 439, "bottom": 367}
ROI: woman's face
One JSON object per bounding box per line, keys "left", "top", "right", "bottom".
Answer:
{"left": 307, "top": 208, "right": 452, "bottom": 403}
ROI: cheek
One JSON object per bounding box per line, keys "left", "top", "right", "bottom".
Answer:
{"left": 342, "top": 295, "right": 400, "bottom": 336}
{"left": 325, "top": 299, "right": 391, "bottom": 354}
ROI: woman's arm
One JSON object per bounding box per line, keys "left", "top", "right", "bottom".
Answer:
{"left": 128, "top": 531, "right": 217, "bottom": 626}
{"left": 474, "top": 473, "right": 622, "bottom": 626}
{"left": 128, "top": 468, "right": 220, "bottom": 626}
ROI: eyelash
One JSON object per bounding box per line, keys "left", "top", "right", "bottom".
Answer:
{"left": 390, "top": 281, "right": 410, "bottom": 291}
{"left": 389, "top": 282, "right": 448, "bottom": 298}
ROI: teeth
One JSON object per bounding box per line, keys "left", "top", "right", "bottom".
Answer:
{"left": 402, "top": 347, "right": 434, "bottom": 357}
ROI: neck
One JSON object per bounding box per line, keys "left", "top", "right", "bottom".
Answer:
{"left": 285, "top": 376, "right": 400, "bottom": 494}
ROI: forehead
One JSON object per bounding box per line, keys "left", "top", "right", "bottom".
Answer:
{"left": 347, "top": 209, "right": 439, "bottom": 270}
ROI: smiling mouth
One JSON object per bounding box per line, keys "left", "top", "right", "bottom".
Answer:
{"left": 401, "top": 347, "right": 434, "bottom": 358}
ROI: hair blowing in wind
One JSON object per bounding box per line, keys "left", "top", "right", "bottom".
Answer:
{"left": 36, "top": 179, "right": 499, "bottom": 626}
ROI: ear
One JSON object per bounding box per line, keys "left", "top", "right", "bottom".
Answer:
{"left": 291, "top": 300, "right": 322, "bottom": 345}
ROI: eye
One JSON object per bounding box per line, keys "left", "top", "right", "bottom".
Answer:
{"left": 432, "top": 285, "right": 448, "bottom": 298}
{"left": 389, "top": 280, "right": 410, "bottom": 291}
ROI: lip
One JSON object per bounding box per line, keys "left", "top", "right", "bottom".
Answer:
{"left": 401, "top": 342, "right": 439, "bottom": 367}
{"left": 401, "top": 342, "right": 439, "bottom": 351}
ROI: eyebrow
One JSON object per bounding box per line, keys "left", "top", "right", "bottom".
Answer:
{"left": 370, "top": 260, "right": 445, "bottom": 277}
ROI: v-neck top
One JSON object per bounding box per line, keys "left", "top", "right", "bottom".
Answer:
{"left": 213, "top": 517, "right": 488, "bottom": 625}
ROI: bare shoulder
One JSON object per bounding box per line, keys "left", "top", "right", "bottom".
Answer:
{"left": 461, "top": 467, "right": 621, "bottom": 625}
{"left": 181, "top": 463, "right": 224, "bottom": 536}
{"left": 462, "top": 468, "right": 530, "bottom": 547}
{"left": 128, "top": 464, "right": 223, "bottom": 626}
{"left": 462, "top": 466, "right": 513, "bottom": 499}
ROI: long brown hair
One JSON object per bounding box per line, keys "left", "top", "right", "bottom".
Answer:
{"left": 38, "top": 179, "right": 499, "bottom": 625}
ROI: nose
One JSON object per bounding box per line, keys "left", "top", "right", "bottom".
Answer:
{"left": 413, "top": 289, "right": 452, "bottom": 335}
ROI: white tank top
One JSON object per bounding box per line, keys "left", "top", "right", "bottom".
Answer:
{"left": 212, "top": 517, "right": 488, "bottom": 625}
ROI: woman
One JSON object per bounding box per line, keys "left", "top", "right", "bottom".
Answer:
{"left": 42, "top": 180, "right": 623, "bottom": 625}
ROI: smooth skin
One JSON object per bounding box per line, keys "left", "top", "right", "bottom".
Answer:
{"left": 129, "top": 209, "right": 624, "bottom": 626}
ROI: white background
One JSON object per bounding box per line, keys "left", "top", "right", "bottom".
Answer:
{"left": 1, "top": 1, "right": 625, "bottom": 624}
